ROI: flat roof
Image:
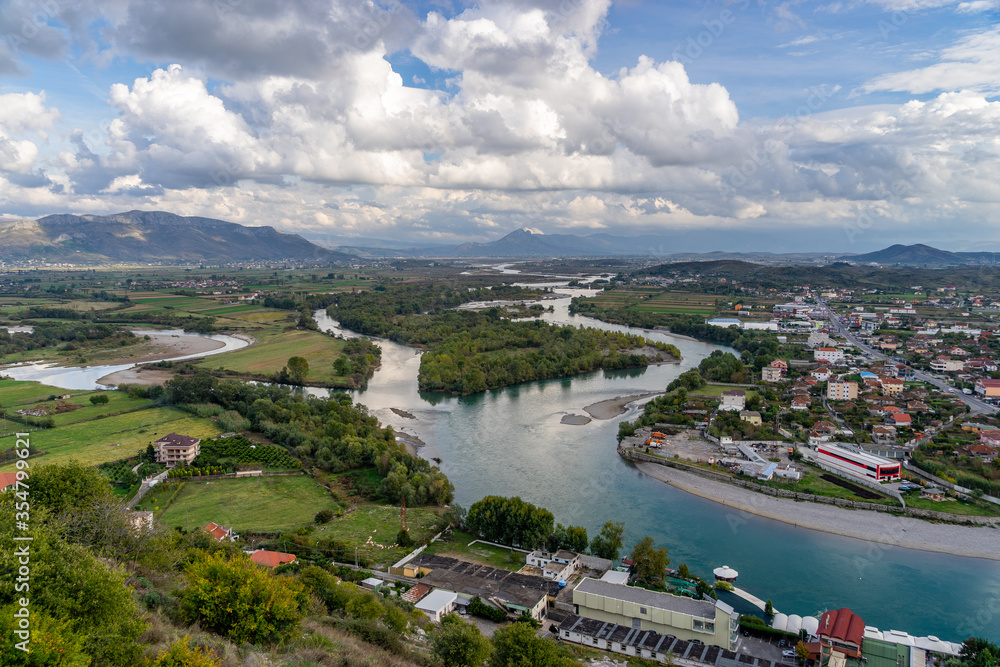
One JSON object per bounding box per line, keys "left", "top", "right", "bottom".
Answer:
{"left": 600, "top": 570, "right": 630, "bottom": 585}
{"left": 575, "top": 578, "right": 716, "bottom": 620}
{"left": 416, "top": 589, "right": 458, "bottom": 613}
{"left": 818, "top": 443, "right": 899, "bottom": 467}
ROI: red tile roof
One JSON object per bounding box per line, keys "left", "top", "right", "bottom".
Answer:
{"left": 203, "top": 522, "right": 232, "bottom": 541}
{"left": 819, "top": 608, "right": 865, "bottom": 647}
{"left": 401, "top": 583, "right": 432, "bottom": 604}
{"left": 0, "top": 472, "right": 19, "bottom": 491}
{"left": 250, "top": 549, "right": 296, "bottom": 567}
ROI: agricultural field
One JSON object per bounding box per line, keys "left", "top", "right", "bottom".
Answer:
{"left": 582, "top": 289, "right": 721, "bottom": 316}
{"left": 192, "top": 327, "right": 348, "bottom": 385}
{"left": 688, "top": 383, "right": 758, "bottom": 399}
{"left": 311, "top": 503, "right": 446, "bottom": 565}
{"left": 0, "top": 403, "right": 221, "bottom": 469}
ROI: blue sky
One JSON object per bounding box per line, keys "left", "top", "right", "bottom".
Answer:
{"left": 1, "top": 0, "right": 998, "bottom": 252}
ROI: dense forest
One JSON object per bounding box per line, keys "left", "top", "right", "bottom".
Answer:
{"left": 329, "top": 283, "right": 680, "bottom": 395}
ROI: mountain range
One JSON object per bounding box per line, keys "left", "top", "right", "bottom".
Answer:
{"left": 0, "top": 211, "right": 352, "bottom": 264}
{"left": 838, "top": 243, "right": 1000, "bottom": 266}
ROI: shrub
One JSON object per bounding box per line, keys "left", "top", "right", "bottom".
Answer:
{"left": 149, "top": 638, "right": 222, "bottom": 666}
{"left": 179, "top": 552, "right": 307, "bottom": 645}
{"left": 315, "top": 509, "right": 334, "bottom": 524}
{"left": 469, "top": 596, "right": 506, "bottom": 622}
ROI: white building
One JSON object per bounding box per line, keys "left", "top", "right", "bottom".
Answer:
{"left": 415, "top": 589, "right": 458, "bottom": 623}
{"left": 816, "top": 444, "right": 901, "bottom": 482}
{"left": 814, "top": 347, "right": 844, "bottom": 364}
{"left": 719, "top": 389, "right": 746, "bottom": 411}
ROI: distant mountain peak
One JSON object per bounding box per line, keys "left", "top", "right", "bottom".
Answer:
{"left": 841, "top": 243, "right": 999, "bottom": 266}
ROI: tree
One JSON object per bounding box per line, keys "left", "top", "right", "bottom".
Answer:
{"left": 795, "top": 640, "right": 810, "bottom": 662}
{"left": 286, "top": 356, "right": 310, "bottom": 384}
{"left": 677, "top": 563, "right": 690, "bottom": 579}
{"left": 0, "top": 606, "right": 90, "bottom": 667}
{"left": 590, "top": 520, "right": 625, "bottom": 562}
{"left": 491, "top": 622, "right": 576, "bottom": 667}
{"left": 333, "top": 357, "right": 351, "bottom": 375}
{"left": 564, "top": 525, "right": 588, "bottom": 553}
{"left": 89, "top": 393, "right": 109, "bottom": 406}
{"left": 629, "top": 536, "right": 670, "bottom": 585}
{"left": 465, "top": 496, "right": 554, "bottom": 549}
{"left": 31, "top": 461, "right": 113, "bottom": 515}
{"left": 179, "top": 552, "right": 307, "bottom": 645}
{"left": 432, "top": 615, "right": 492, "bottom": 667}
{"left": 315, "top": 509, "right": 334, "bottom": 524}
{"left": 957, "top": 638, "right": 1000, "bottom": 667}
{"left": 765, "top": 599, "right": 774, "bottom": 616}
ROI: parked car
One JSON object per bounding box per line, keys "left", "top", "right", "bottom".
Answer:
{"left": 783, "top": 650, "right": 796, "bottom": 658}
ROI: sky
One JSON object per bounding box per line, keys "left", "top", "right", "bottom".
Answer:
{"left": 0, "top": 0, "right": 998, "bottom": 253}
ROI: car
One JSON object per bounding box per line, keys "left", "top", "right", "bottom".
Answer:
{"left": 783, "top": 651, "right": 796, "bottom": 658}
{"left": 780, "top": 640, "right": 787, "bottom": 647}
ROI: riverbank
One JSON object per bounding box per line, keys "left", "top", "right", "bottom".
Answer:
{"left": 634, "top": 462, "right": 1000, "bottom": 561}
{"left": 584, "top": 392, "right": 660, "bottom": 420}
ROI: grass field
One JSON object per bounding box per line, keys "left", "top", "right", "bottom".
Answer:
{"left": 423, "top": 528, "right": 528, "bottom": 570}
{"left": 313, "top": 503, "right": 446, "bottom": 565}
{"left": 0, "top": 379, "right": 90, "bottom": 407}
{"left": 902, "top": 494, "right": 1000, "bottom": 517}
{"left": 0, "top": 405, "right": 221, "bottom": 469}
{"left": 149, "top": 475, "right": 331, "bottom": 531}
{"left": 192, "top": 328, "right": 347, "bottom": 384}
{"left": 688, "top": 383, "right": 758, "bottom": 399}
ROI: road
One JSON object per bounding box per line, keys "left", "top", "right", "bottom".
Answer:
{"left": 818, "top": 300, "right": 997, "bottom": 416}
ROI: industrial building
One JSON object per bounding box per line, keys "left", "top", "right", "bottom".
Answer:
{"left": 816, "top": 444, "right": 901, "bottom": 481}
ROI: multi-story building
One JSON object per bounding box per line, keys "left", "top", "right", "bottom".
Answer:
{"left": 827, "top": 381, "right": 858, "bottom": 401}
{"left": 975, "top": 378, "right": 1000, "bottom": 399}
{"left": 155, "top": 433, "right": 201, "bottom": 467}
{"left": 814, "top": 347, "right": 844, "bottom": 364}
{"left": 719, "top": 389, "right": 746, "bottom": 411}
{"left": 570, "top": 578, "right": 738, "bottom": 650}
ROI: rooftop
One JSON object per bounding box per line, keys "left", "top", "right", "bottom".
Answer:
{"left": 575, "top": 578, "right": 719, "bottom": 620}
{"left": 155, "top": 433, "right": 200, "bottom": 448}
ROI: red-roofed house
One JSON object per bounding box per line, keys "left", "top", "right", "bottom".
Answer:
{"left": 0, "top": 472, "right": 19, "bottom": 492}
{"left": 249, "top": 549, "right": 296, "bottom": 568}
{"left": 401, "top": 583, "right": 432, "bottom": 604}
{"left": 963, "top": 443, "right": 997, "bottom": 463}
{"left": 818, "top": 608, "right": 865, "bottom": 661}
{"left": 888, "top": 413, "right": 912, "bottom": 427}
{"left": 203, "top": 522, "right": 237, "bottom": 542}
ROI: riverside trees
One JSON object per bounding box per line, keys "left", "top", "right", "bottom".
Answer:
{"left": 329, "top": 282, "right": 679, "bottom": 395}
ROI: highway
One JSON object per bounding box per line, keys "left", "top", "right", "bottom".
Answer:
{"left": 818, "top": 300, "right": 997, "bottom": 416}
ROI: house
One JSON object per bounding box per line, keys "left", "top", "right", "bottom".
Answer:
{"left": 416, "top": 589, "right": 459, "bottom": 623}
{"left": 570, "top": 578, "right": 738, "bottom": 650}
{"left": 962, "top": 443, "right": 997, "bottom": 463}
{"left": 812, "top": 421, "right": 837, "bottom": 436}
{"left": 719, "top": 389, "right": 746, "bottom": 412}
{"left": 817, "top": 608, "right": 865, "bottom": 661}
{"left": 887, "top": 413, "right": 912, "bottom": 427}
{"left": 974, "top": 378, "right": 1000, "bottom": 399}
{"left": 930, "top": 358, "right": 965, "bottom": 372}
{"left": 881, "top": 378, "right": 904, "bottom": 395}
{"left": 203, "top": 522, "right": 237, "bottom": 542}
{"left": 0, "top": 472, "right": 20, "bottom": 492}
{"left": 979, "top": 430, "right": 1000, "bottom": 447}
{"left": 526, "top": 550, "right": 581, "bottom": 582}
{"left": 791, "top": 396, "right": 811, "bottom": 411}
{"left": 361, "top": 577, "right": 385, "bottom": 591}
{"left": 249, "top": 549, "right": 296, "bottom": 568}
{"left": 770, "top": 359, "right": 788, "bottom": 373}
{"left": 762, "top": 366, "right": 784, "bottom": 383}
{"left": 814, "top": 347, "right": 844, "bottom": 364}
{"left": 871, "top": 426, "right": 897, "bottom": 444}
{"left": 827, "top": 381, "right": 858, "bottom": 401}
{"left": 811, "top": 367, "right": 832, "bottom": 381}
{"left": 739, "top": 410, "right": 762, "bottom": 425}
{"left": 907, "top": 401, "right": 930, "bottom": 413}
{"left": 154, "top": 433, "right": 201, "bottom": 467}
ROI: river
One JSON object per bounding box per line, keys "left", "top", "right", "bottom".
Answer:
{"left": 316, "top": 291, "right": 1000, "bottom": 644}
{"left": 0, "top": 329, "right": 250, "bottom": 390}
{"left": 3, "top": 294, "right": 996, "bottom": 641}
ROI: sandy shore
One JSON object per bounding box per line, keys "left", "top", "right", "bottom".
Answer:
{"left": 584, "top": 392, "right": 660, "bottom": 420}
{"left": 90, "top": 333, "right": 227, "bottom": 367}
{"left": 98, "top": 367, "right": 176, "bottom": 386}
{"left": 395, "top": 430, "right": 425, "bottom": 456}
{"left": 634, "top": 462, "right": 1000, "bottom": 561}
{"left": 561, "top": 414, "right": 592, "bottom": 425}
